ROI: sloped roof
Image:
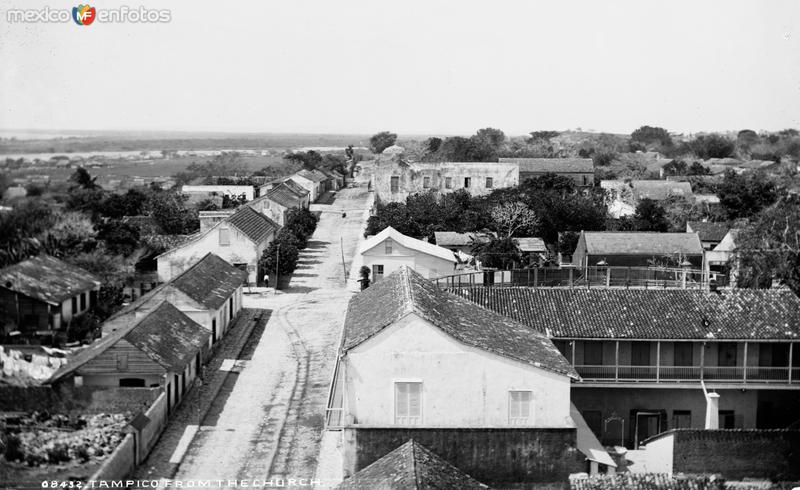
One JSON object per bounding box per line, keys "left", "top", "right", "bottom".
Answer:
{"left": 170, "top": 253, "right": 247, "bottom": 310}
{"left": 266, "top": 183, "right": 305, "bottom": 208}
{"left": 686, "top": 221, "right": 730, "bottom": 243}
{"left": 283, "top": 178, "right": 309, "bottom": 196}
{"left": 581, "top": 232, "right": 703, "bottom": 256}
{"left": 296, "top": 169, "right": 328, "bottom": 183}
{"left": 343, "top": 267, "right": 577, "bottom": 378}
{"left": 514, "top": 237, "right": 547, "bottom": 253}
{"left": 0, "top": 255, "right": 100, "bottom": 305}
{"left": 361, "top": 227, "right": 457, "bottom": 263}
{"left": 48, "top": 301, "right": 208, "bottom": 383}
{"left": 449, "top": 287, "right": 800, "bottom": 340}
{"left": 500, "top": 157, "right": 594, "bottom": 174}
{"left": 433, "top": 231, "right": 492, "bottom": 248}
{"left": 337, "top": 440, "right": 490, "bottom": 489}
{"left": 227, "top": 206, "right": 279, "bottom": 244}
{"left": 631, "top": 180, "right": 693, "bottom": 200}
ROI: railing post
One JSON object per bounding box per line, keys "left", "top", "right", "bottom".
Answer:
{"left": 700, "top": 342, "right": 706, "bottom": 381}
{"left": 656, "top": 341, "right": 661, "bottom": 382}
{"left": 789, "top": 343, "right": 794, "bottom": 383}
{"left": 571, "top": 340, "right": 576, "bottom": 368}
{"left": 534, "top": 268, "right": 538, "bottom": 288}
{"left": 615, "top": 341, "right": 619, "bottom": 382}
{"left": 743, "top": 342, "right": 748, "bottom": 384}
{"left": 527, "top": 269, "right": 531, "bottom": 287}
{"left": 569, "top": 268, "right": 573, "bottom": 287}
{"left": 606, "top": 268, "right": 611, "bottom": 287}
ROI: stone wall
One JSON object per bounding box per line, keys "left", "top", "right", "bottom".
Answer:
{"left": 0, "top": 384, "right": 161, "bottom": 414}
{"left": 344, "top": 427, "right": 583, "bottom": 488}
{"left": 89, "top": 433, "right": 136, "bottom": 481}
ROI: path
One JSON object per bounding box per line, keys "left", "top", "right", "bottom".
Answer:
{"left": 170, "top": 185, "right": 371, "bottom": 485}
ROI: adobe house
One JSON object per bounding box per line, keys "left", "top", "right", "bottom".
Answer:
{"left": 359, "top": 227, "right": 457, "bottom": 281}
{"left": 49, "top": 302, "right": 208, "bottom": 412}
{"left": 453, "top": 287, "right": 800, "bottom": 449}
{"left": 328, "top": 267, "right": 586, "bottom": 487}
{"left": 292, "top": 169, "right": 329, "bottom": 202}
{"left": 499, "top": 157, "right": 595, "bottom": 187}
{"left": 157, "top": 206, "right": 279, "bottom": 285}
{"left": 571, "top": 231, "right": 704, "bottom": 269}
{"left": 0, "top": 255, "right": 101, "bottom": 337}
{"left": 115, "top": 253, "right": 246, "bottom": 348}
{"left": 248, "top": 181, "right": 308, "bottom": 226}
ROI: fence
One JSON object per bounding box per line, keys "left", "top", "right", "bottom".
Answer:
{"left": 433, "top": 266, "right": 727, "bottom": 290}
{"left": 575, "top": 365, "right": 800, "bottom": 384}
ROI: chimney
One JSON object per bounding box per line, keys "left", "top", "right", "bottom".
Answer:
{"left": 704, "top": 392, "right": 720, "bottom": 429}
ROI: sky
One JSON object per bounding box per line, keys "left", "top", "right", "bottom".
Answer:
{"left": 0, "top": 0, "right": 799, "bottom": 136}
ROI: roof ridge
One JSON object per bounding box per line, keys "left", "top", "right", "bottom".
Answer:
{"left": 410, "top": 439, "right": 421, "bottom": 489}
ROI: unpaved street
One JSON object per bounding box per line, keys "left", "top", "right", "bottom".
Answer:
{"left": 172, "top": 185, "right": 371, "bottom": 483}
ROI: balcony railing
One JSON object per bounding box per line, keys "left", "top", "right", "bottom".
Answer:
{"left": 575, "top": 365, "right": 800, "bottom": 384}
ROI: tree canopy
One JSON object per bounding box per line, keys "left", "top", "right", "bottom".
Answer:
{"left": 369, "top": 131, "right": 398, "bottom": 154}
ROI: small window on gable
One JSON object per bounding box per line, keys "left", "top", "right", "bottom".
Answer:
{"left": 219, "top": 227, "right": 230, "bottom": 246}
{"left": 385, "top": 240, "right": 392, "bottom": 255}
{"left": 116, "top": 354, "right": 128, "bottom": 371}
{"left": 395, "top": 382, "right": 422, "bottom": 425}
{"left": 509, "top": 391, "right": 533, "bottom": 425}
{"left": 445, "top": 177, "right": 452, "bottom": 189}
{"left": 485, "top": 177, "right": 493, "bottom": 188}
{"left": 423, "top": 176, "right": 431, "bottom": 189}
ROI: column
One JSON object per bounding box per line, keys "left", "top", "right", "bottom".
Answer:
{"left": 615, "top": 341, "right": 620, "bottom": 381}
{"left": 656, "top": 341, "right": 661, "bottom": 382}
{"left": 743, "top": 342, "right": 748, "bottom": 383}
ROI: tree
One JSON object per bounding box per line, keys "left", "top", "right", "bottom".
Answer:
{"left": 0, "top": 201, "right": 56, "bottom": 267}
{"left": 687, "top": 161, "right": 711, "bottom": 176}
{"left": 43, "top": 211, "right": 98, "bottom": 257}
{"left": 69, "top": 167, "right": 98, "bottom": 190}
{"left": 662, "top": 160, "right": 688, "bottom": 176}
{"left": 689, "top": 134, "right": 735, "bottom": 159}
{"left": 474, "top": 128, "right": 506, "bottom": 150}
{"left": 369, "top": 131, "right": 398, "bottom": 154}
{"left": 717, "top": 170, "right": 778, "bottom": 219}
{"left": 102, "top": 188, "right": 148, "bottom": 218}
{"left": 527, "top": 131, "right": 560, "bottom": 142}
{"left": 285, "top": 150, "right": 323, "bottom": 168}
{"left": 424, "top": 137, "right": 443, "bottom": 154}
{"left": 631, "top": 126, "right": 672, "bottom": 147}
{"left": 520, "top": 173, "right": 576, "bottom": 193}
{"left": 259, "top": 231, "right": 300, "bottom": 279}
{"left": 490, "top": 202, "right": 539, "bottom": 238}
{"left": 146, "top": 192, "right": 199, "bottom": 235}
{"left": 471, "top": 237, "right": 521, "bottom": 269}
{"left": 633, "top": 198, "right": 669, "bottom": 232}
{"left": 97, "top": 220, "right": 140, "bottom": 256}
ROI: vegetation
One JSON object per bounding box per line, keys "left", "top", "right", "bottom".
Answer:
{"left": 258, "top": 208, "right": 319, "bottom": 285}
{"left": 717, "top": 170, "right": 778, "bottom": 219}
{"left": 369, "top": 131, "right": 398, "bottom": 154}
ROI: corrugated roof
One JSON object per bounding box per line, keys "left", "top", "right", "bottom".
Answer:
{"left": 582, "top": 232, "right": 703, "bottom": 256}
{"left": 170, "top": 253, "right": 247, "bottom": 310}
{"left": 500, "top": 157, "right": 594, "bottom": 174}
{"left": 449, "top": 287, "right": 800, "bottom": 340}
{"left": 343, "top": 267, "right": 577, "bottom": 378}
{"left": 514, "top": 237, "right": 547, "bottom": 253}
{"left": 337, "top": 439, "right": 491, "bottom": 489}
{"left": 0, "top": 255, "right": 100, "bottom": 305}
{"left": 631, "top": 180, "right": 693, "bottom": 200}
{"left": 361, "top": 227, "right": 457, "bottom": 263}
{"left": 433, "top": 231, "right": 492, "bottom": 248}
{"left": 687, "top": 221, "right": 730, "bottom": 243}
{"left": 227, "top": 206, "right": 279, "bottom": 244}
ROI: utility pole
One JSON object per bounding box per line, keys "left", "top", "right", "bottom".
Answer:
{"left": 274, "top": 242, "right": 280, "bottom": 296}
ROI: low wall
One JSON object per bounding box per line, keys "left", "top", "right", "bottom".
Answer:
{"left": 140, "top": 392, "right": 168, "bottom": 460}
{"left": 89, "top": 433, "right": 136, "bottom": 481}
{"left": 0, "top": 384, "right": 161, "bottom": 414}
{"left": 649, "top": 429, "right": 800, "bottom": 480}
{"left": 344, "top": 427, "right": 583, "bottom": 488}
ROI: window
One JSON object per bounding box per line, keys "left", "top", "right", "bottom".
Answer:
{"left": 464, "top": 177, "right": 471, "bottom": 188}
{"left": 395, "top": 382, "right": 422, "bottom": 425}
{"left": 584, "top": 342, "right": 603, "bottom": 365}
{"left": 212, "top": 318, "right": 217, "bottom": 342}
{"left": 385, "top": 240, "right": 393, "bottom": 255}
{"left": 445, "top": 177, "right": 452, "bottom": 189}
{"left": 116, "top": 354, "right": 128, "bottom": 371}
{"left": 119, "top": 378, "right": 145, "bottom": 387}
{"left": 509, "top": 391, "right": 533, "bottom": 425}
{"left": 372, "top": 264, "right": 384, "bottom": 281}
{"left": 485, "top": 177, "right": 493, "bottom": 188}
{"left": 759, "top": 343, "right": 789, "bottom": 367}
{"left": 219, "top": 227, "right": 231, "bottom": 246}
{"left": 718, "top": 343, "right": 737, "bottom": 367}
{"left": 631, "top": 342, "right": 651, "bottom": 366}
{"left": 72, "top": 297, "right": 78, "bottom": 314}
{"left": 80, "top": 293, "right": 87, "bottom": 311}
{"left": 674, "top": 343, "right": 693, "bottom": 366}
{"left": 422, "top": 176, "right": 431, "bottom": 189}
{"left": 673, "top": 410, "right": 692, "bottom": 429}
{"left": 582, "top": 175, "right": 589, "bottom": 186}
{"left": 390, "top": 176, "right": 400, "bottom": 192}
{"left": 719, "top": 410, "right": 736, "bottom": 429}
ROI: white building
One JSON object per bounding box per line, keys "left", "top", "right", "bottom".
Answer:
{"left": 359, "top": 227, "right": 457, "bottom": 281}
{"left": 180, "top": 185, "right": 255, "bottom": 202}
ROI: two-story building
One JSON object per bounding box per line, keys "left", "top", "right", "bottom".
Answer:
{"left": 329, "top": 267, "right": 584, "bottom": 487}
{"left": 572, "top": 231, "right": 704, "bottom": 269}
{"left": 0, "top": 255, "right": 101, "bottom": 338}
{"left": 452, "top": 287, "right": 800, "bottom": 449}
{"left": 359, "top": 227, "right": 457, "bottom": 281}
{"left": 157, "top": 206, "right": 279, "bottom": 284}
{"left": 499, "top": 157, "right": 595, "bottom": 187}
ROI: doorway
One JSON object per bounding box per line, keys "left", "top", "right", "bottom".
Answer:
{"left": 634, "top": 411, "right": 663, "bottom": 448}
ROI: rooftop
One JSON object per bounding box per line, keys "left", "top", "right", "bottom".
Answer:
{"left": 631, "top": 180, "right": 693, "bottom": 200}
{"left": 449, "top": 287, "right": 800, "bottom": 340}
{"left": 170, "top": 253, "right": 247, "bottom": 310}
{"left": 337, "top": 440, "right": 490, "bottom": 489}
{"left": 265, "top": 182, "right": 305, "bottom": 208}
{"left": 514, "top": 237, "right": 547, "bottom": 253}
{"left": 433, "top": 231, "right": 493, "bottom": 248}
{"left": 283, "top": 178, "right": 310, "bottom": 196}
{"left": 227, "top": 206, "right": 279, "bottom": 244}
{"left": 296, "top": 169, "right": 328, "bottom": 183}
{"left": 0, "top": 255, "right": 100, "bottom": 305}
{"left": 500, "top": 157, "right": 594, "bottom": 174}
{"left": 343, "top": 267, "right": 577, "bottom": 378}
{"left": 361, "top": 227, "right": 457, "bottom": 263}
{"left": 686, "top": 221, "right": 730, "bottom": 243}
{"left": 580, "top": 231, "right": 704, "bottom": 256}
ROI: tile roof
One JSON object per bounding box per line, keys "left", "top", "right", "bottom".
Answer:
{"left": 686, "top": 221, "right": 730, "bottom": 243}
{"left": 49, "top": 302, "right": 208, "bottom": 382}
{"left": 580, "top": 232, "right": 703, "bottom": 256}
{"left": 296, "top": 169, "right": 328, "bottom": 183}
{"left": 361, "top": 227, "right": 457, "bottom": 263}
{"left": 343, "top": 267, "right": 577, "bottom": 378}
{"left": 433, "top": 231, "right": 492, "bottom": 248}
{"left": 170, "top": 253, "right": 247, "bottom": 310}
{"left": 227, "top": 206, "right": 279, "bottom": 244}
{"left": 500, "top": 157, "right": 594, "bottom": 174}
{"left": 0, "top": 255, "right": 100, "bottom": 305}
{"left": 266, "top": 183, "right": 305, "bottom": 208}
{"left": 283, "top": 178, "right": 309, "bottom": 196}
{"left": 449, "top": 287, "right": 800, "bottom": 340}
{"left": 631, "top": 180, "right": 693, "bottom": 200}
{"left": 514, "top": 237, "right": 547, "bottom": 253}
{"left": 336, "top": 440, "right": 491, "bottom": 489}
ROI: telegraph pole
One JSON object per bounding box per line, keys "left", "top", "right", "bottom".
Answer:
{"left": 274, "top": 242, "right": 280, "bottom": 296}
{"left": 340, "top": 236, "right": 347, "bottom": 282}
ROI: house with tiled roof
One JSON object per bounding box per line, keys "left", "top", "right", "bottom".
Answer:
{"left": 49, "top": 302, "right": 208, "bottom": 412}
{"left": 337, "top": 440, "right": 491, "bottom": 489}
{"left": 499, "top": 157, "right": 595, "bottom": 187}
{"left": 686, "top": 221, "right": 730, "bottom": 249}
{"left": 572, "top": 231, "right": 704, "bottom": 269}
{"left": 328, "top": 267, "right": 584, "bottom": 487}
{"left": 157, "top": 206, "right": 279, "bottom": 284}
{"left": 0, "top": 255, "right": 101, "bottom": 337}
{"left": 360, "top": 227, "right": 457, "bottom": 281}
{"left": 292, "top": 169, "right": 329, "bottom": 202}
{"left": 248, "top": 182, "right": 309, "bottom": 226}
{"left": 433, "top": 231, "right": 493, "bottom": 256}
{"left": 138, "top": 253, "right": 246, "bottom": 346}
{"left": 450, "top": 286, "right": 800, "bottom": 449}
